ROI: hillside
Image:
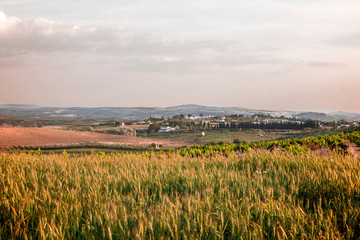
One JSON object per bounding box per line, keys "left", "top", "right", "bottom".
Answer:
{"left": 0, "top": 104, "right": 250, "bottom": 120}
{"left": 0, "top": 104, "right": 359, "bottom": 121}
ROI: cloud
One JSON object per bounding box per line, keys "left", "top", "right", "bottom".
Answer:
{"left": 0, "top": 16, "right": 162, "bottom": 55}
{"left": 0, "top": 11, "right": 352, "bottom": 74}
{"left": 0, "top": 15, "right": 192, "bottom": 70}
{"left": 308, "top": 61, "right": 347, "bottom": 68}
{"left": 0, "top": 13, "right": 295, "bottom": 72}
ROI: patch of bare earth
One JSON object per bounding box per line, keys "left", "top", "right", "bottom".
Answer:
{"left": 0, "top": 127, "right": 184, "bottom": 148}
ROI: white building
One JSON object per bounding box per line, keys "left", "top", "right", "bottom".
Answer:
{"left": 158, "top": 126, "right": 178, "bottom": 132}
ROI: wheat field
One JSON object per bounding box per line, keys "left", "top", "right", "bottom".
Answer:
{"left": 0, "top": 150, "right": 359, "bottom": 239}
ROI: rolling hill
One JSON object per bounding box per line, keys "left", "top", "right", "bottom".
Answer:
{"left": 0, "top": 104, "right": 359, "bottom": 122}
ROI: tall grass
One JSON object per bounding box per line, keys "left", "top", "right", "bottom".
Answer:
{"left": 0, "top": 150, "right": 359, "bottom": 239}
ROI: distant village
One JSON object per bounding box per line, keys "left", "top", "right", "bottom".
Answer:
{"left": 95, "top": 113, "right": 359, "bottom": 135}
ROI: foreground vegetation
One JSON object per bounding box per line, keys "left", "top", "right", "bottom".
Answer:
{"left": 181, "top": 129, "right": 360, "bottom": 156}
{"left": 1, "top": 144, "right": 360, "bottom": 239}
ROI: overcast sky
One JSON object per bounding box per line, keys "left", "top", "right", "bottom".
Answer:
{"left": 0, "top": 0, "right": 359, "bottom": 112}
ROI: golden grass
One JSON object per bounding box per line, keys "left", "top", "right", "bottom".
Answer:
{"left": 0, "top": 151, "right": 359, "bottom": 239}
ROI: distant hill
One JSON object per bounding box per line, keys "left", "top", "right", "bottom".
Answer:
{"left": 294, "top": 112, "right": 333, "bottom": 122}
{"left": 0, "top": 104, "right": 251, "bottom": 120}
{"left": 0, "top": 104, "right": 359, "bottom": 122}
{"left": 294, "top": 112, "right": 360, "bottom": 122}
{"left": 331, "top": 111, "right": 360, "bottom": 117}
{"left": 0, "top": 104, "right": 46, "bottom": 109}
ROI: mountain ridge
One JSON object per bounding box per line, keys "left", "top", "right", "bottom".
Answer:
{"left": 0, "top": 104, "right": 359, "bottom": 122}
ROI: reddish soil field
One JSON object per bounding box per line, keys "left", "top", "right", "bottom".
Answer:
{"left": 0, "top": 127, "right": 183, "bottom": 148}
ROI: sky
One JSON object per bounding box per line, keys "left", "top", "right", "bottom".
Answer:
{"left": 0, "top": 0, "right": 359, "bottom": 112}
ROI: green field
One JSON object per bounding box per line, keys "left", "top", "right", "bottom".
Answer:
{"left": 1, "top": 148, "right": 359, "bottom": 239}
{"left": 140, "top": 129, "right": 297, "bottom": 144}
{"left": 1, "top": 144, "right": 153, "bottom": 156}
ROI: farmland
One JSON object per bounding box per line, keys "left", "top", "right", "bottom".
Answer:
{"left": 141, "top": 129, "right": 297, "bottom": 145}
{"left": 0, "top": 130, "right": 359, "bottom": 239}
{"left": 0, "top": 127, "right": 184, "bottom": 150}
{"left": 0, "top": 112, "right": 338, "bottom": 151}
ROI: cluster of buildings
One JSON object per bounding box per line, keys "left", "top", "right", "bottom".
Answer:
{"left": 158, "top": 126, "right": 180, "bottom": 132}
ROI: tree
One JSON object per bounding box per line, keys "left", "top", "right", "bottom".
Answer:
{"left": 147, "top": 123, "right": 160, "bottom": 134}
{"left": 188, "top": 114, "right": 193, "bottom": 118}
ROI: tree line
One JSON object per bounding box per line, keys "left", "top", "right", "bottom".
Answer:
{"left": 217, "top": 120, "right": 318, "bottom": 130}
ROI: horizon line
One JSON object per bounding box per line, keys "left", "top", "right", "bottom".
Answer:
{"left": 1, "top": 103, "right": 360, "bottom": 115}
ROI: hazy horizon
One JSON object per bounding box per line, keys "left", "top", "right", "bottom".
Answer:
{"left": 1, "top": 1, "right": 359, "bottom": 112}
{"left": 1, "top": 102, "right": 360, "bottom": 115}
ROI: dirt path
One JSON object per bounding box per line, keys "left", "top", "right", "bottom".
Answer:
{"left": 0, "top": 127, "right": 184, "bottom": 148}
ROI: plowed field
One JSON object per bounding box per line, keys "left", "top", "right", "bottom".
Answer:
{"left": 0, "top": 127, "right": 182, "bottom": 148}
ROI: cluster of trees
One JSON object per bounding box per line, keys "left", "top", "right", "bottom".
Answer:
{"left": 147, "top": 123, "right": 161, "bottom": 134}
{"left": 147, "top": 119, "right": 318, "bottom": 134}
{"left": 168, "top": 120, "right": 210, "bottom": 129}
{"left": 167, "top": 120, "right": 318, "bottom": 131}
{"left": 0, "top": 118, "right": 73, "bottom": 127}
{"left": 102, "top": 127, "right": 137, "bottom": 137}
{"left": 217, "top": 120, "right": 318, "bottom": 130}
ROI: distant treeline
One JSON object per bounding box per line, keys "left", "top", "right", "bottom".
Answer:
{"left": 0, "top": 118, "right": 47, "bottom": 127}
{"left": 216, "top": 120, "right": 318, "bottom": 130}
{"left": 166, "top": 119, "right": 318, "bottom": 130}
{"left": 0, "top": 118, "right": 75, "bottom": 127}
